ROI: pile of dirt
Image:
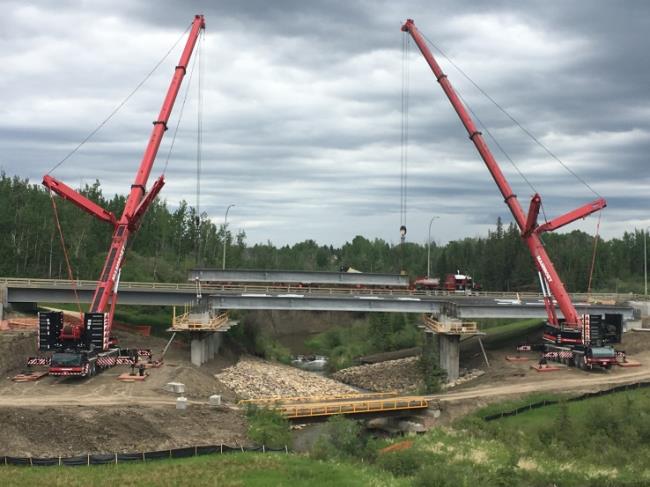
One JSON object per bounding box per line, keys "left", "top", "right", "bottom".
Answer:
{"left": 621, "top": 330, "right": 650, "bottom": 355}
{"left": 160, "top": 364, "right": 236, "bottom": 401}
{"left": 216, "top": 356, "right": 357, "bottom": 399}
{"left": 0, "top": 331, "right": 36, "bottom": 375}
{"left": 0, "top": 405, "right": 249, "bottom": 457}
{"left": 331, "top": 357, "right": 423, "bottom": 393}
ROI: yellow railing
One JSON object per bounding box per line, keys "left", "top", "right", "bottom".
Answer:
{"left": 280, "top": 396, "right": 429, "bottom": 419}
{"left": 170, "top": 308, "right": 229, "bottom": 331}
{"left": 238, "top": 391, "right": 399, "bottom": 406}
{"left": 422, "top": 315, "right": 479, "bottom": 334}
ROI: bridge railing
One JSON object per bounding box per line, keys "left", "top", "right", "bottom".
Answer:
{"left": 0, "top": 277, "right": 645, "bottom": 302}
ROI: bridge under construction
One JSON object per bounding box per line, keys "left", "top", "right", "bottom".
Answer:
{"left": 1, "top": 272, "right": 641, "bottom": 381}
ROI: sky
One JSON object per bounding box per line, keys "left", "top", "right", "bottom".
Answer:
{"left": 1, "top": 0, "right": 648, "bottom": 246}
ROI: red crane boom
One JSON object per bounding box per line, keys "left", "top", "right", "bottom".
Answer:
{"left": 43, "top": 14, "right": 205, "bottom": 350}
{"left": 401, "top": 19, "right": 606, "bottom": 328}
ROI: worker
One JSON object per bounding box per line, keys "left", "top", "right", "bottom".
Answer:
{"left": 538, "top": 355, "right": 548, "bottom": 369}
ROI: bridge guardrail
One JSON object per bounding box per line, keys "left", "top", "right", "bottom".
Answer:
{"left": 0, "top": 277, "right": 645, "bottom": 302}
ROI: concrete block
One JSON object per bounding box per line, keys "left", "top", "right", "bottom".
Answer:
{"left": 176, "top": 397, "right": 188, "bottom": 410}
{"left": 164, "top": 382, "right": 185, "bottom": 394}
{"left": 209, "top": 395, "right": 221, "bottom": 406}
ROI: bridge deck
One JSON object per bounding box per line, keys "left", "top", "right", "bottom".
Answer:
{"left": 1, "top": 278, "right": 638, "bottom": 320}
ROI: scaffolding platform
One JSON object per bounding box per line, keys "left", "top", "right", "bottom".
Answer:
{"left": 169, "top": 307, "right": 231, "bottom": 332}
{"left": 420, "top": 315, "right": 482, "bottom": 335}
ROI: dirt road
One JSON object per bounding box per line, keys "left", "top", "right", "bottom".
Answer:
{"left": 430, "top": 360, "right": 650, "bottom": 404}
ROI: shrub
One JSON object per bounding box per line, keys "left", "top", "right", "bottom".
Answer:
{"left": 311, "top": 415, "right": 374, "bottom": 461}
{"left": 419, "top": 337, "right": 446, "bottom": 393}
{"left": 245, "top": 405, "right": 291, "bottom": 449}
{"left": 375, "top": 448, "right": 426, "bottom": 477}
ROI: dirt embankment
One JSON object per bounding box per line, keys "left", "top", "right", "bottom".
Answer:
{"left": 0, "top": 405, "right": 249, "bottom": 457}
{"left": 0, "top": 331, "right": 36, "bottom": 376}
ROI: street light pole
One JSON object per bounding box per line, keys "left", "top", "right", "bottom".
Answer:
{"left": 427, "top": 216, "right": 439, "bottom": 278}
{"left": 643, "top": 227, "right": 650, "bottom": 296}
{"left": 222, "top": 204, "right": 235, "bottom": 270}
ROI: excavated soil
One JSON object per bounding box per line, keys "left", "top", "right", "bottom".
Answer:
{"left": 0, "top": 405, "right": 249, "bottom": 457}
{"left": 0, "top": 331, "right": 36, "bottom": 376}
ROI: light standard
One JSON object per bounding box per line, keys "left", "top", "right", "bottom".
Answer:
{"left": 643, "top": 227, "right": 650, "bottom": 296}
{"left": 427, "top": 216, "right": 439, "bottom": 278}
{"left": 222, "top": 204, "right": 235, "bottom": 270}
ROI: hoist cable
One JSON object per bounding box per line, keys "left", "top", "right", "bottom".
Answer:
{"left": 586, "top": 211, "right": 602, "bottom": 297}
{"left": 195, "top": 30, "right": 205, "bottom": 265}
{"left": 48, "top": 191, "right": 83, "bottom": 321}
{"left": 400, "top": 33, "right": 410, "bottom": 237}
{"left": 419, "top": 31, "right": 601, "bottom": 199}
{"left": 47, "top": 23, "right": 192, "bottom": 175}
{"left": 455, "top": 90, "right": 549, "bottom": 223}
{"left": 197, "top": 29, "right": 204, "bottom": 222}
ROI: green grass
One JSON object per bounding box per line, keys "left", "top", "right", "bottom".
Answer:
{"left": 0, "top": 452, "right": 403, "bottom": 487}
{"left": 458, "top": 391, "right": 570, "bottom": 421}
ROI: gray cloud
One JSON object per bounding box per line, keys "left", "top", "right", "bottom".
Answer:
{"left": 0, "top": 0, "right": 648, "bottom": 247}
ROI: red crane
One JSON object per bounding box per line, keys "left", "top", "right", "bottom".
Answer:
{"left": 402, "top": 20, "right": 621, "bottom": 368}
{"left": 37, "top": 15, "right": 204, "bottom": 374}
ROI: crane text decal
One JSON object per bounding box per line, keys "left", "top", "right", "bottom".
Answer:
{"left": 536, "top": 255, "right": 553, "bottom": 284}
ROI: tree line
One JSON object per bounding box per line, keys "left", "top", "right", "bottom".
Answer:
{"left": 0, "top": 173, "right": 646, "bottom": 292}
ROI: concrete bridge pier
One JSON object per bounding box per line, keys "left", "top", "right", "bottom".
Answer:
{"left": 438, "top": 334, "right": 460, "bottom": 383}
{"left": 190, "top": 332, "right": 224, "bottom": 367}
{"left": 0, "top": 284, "right": 6, "bottom": 321}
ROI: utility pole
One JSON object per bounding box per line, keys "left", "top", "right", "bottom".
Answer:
{"left": 427, "top": 215, "right": 439, "bottom": 278}
{"left": 222, "top": 204, "right": 235, "bottom": 270}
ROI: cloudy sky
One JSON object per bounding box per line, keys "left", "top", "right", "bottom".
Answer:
{"left": 1, "top": 0, "right": 648, "bottom": 246}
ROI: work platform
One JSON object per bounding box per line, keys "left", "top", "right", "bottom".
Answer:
{"left": 241, "top": 393, "right": 429, "bottom": 419}
{"left": 169, "top": 308, "right": 232, "bottom": 332}
{"left": 168, "top": 308, "right": 237, "bottom": 367}
{"left": 420, "top": 313, "right": 485, "bottom": 382}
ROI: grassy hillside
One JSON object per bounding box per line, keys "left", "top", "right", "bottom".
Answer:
{"left": 0, "top": 453, "right": 401, "bottom": 487}
{"left": 3, "top": 387, "right": 649, "bottom": 486}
